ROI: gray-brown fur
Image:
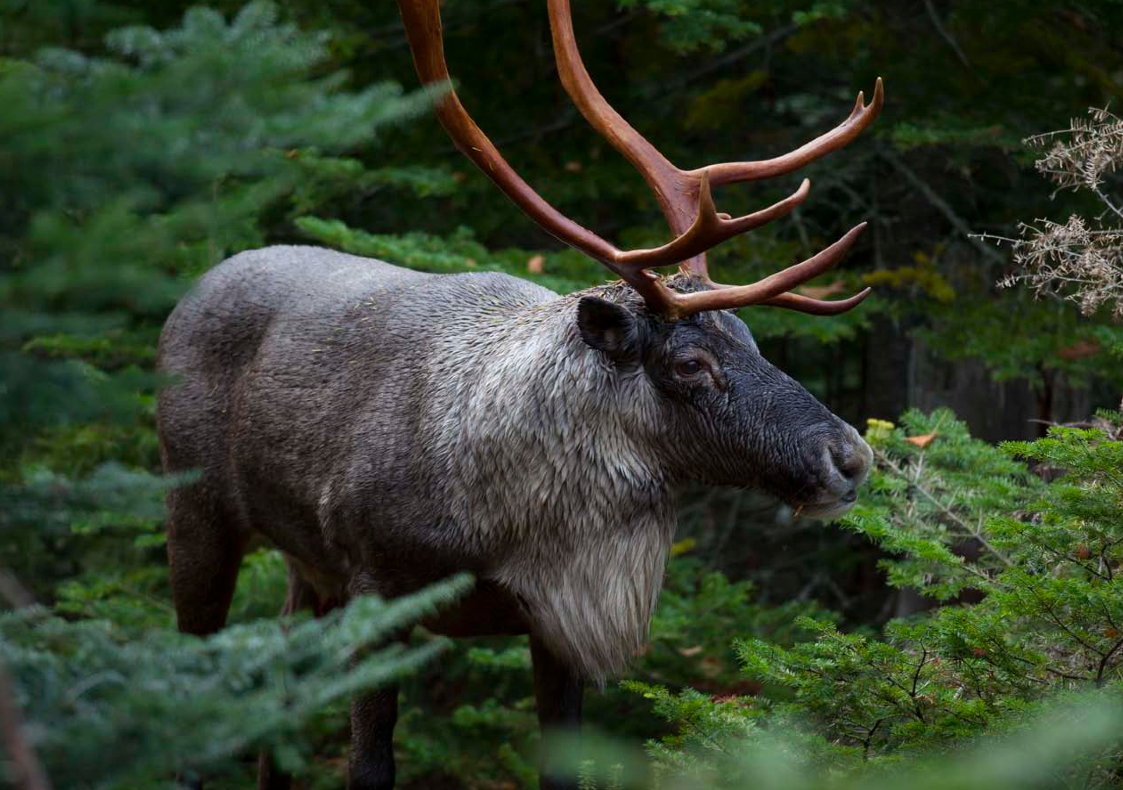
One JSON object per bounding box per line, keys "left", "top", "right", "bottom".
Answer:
{"left": 158, "top": 244, "right": 871, "bottom": 787}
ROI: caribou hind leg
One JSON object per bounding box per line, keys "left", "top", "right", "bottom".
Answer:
{"left": 165, "top": 485, "right": 247, "bottom": 789}
{"left": 257, "top": 565, "right": 341, "bottom": 790}
{"left": 166, "top": 484, "right": 247, "bottom": 637}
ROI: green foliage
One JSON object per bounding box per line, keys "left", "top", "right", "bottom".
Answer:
{"left": 614, "top": 411, "right": 1123, "bottom": 787}
{"left": 618, "top": 0, "right": 763, "bottom": 53}
{"left": 917, "top": 287, "right": 1123, "bottom": 390}
{"left": 296, "top": 216, "right": 603, "bottom": 296}
{"left": 2, "top": 576, "right": 469, "bottom": 789}
{"left": 850, "top": 409, "right": 1123, "bottom": 692}
{"left": 844, "top": 409, "right": 1039, "bottom": 599}
{"left": 0, "top": 0, "right": 436, "bottom": 452}
{"left": 638, "top": 552, "right": 833, "bottom": 690}
{"left": 570, "top": 692, "right": 1123, "bottom": 790}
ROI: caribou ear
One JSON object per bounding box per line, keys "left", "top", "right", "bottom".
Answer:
{"left": 577, "top": 296, "right": 639, "bottom": 362}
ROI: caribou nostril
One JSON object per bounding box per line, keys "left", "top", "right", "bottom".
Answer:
{"left": 831, "top": 445, "right": 864, "bottom": 481}
{"left": 827, "top": 428, "right": 872, "bottom": 488}
{"left": 810, "top": 422, "right": 871, "bottom": 497}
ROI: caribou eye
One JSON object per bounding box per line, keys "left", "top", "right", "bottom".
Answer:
{"left": 674, "top": 359, "right": 705, "bottom": 377}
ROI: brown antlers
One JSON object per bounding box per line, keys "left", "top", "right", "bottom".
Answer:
{"left": 396, "top": 0, "right": 883, "bottom": 320}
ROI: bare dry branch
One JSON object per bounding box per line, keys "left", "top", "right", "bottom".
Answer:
{"left": 985, "top": 108, "right": 1123, "bottom": 315}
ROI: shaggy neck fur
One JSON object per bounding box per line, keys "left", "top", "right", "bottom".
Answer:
{"left": 424, "top": 289, "right": 676, "bottom": 684}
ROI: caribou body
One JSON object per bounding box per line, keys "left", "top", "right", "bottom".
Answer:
{"left": 158, "top": 2, "right": 882, "bottom": 788}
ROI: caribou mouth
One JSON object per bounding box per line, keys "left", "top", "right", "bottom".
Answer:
{"left": 799, "top": 494, "right": 859, "bottom": 520}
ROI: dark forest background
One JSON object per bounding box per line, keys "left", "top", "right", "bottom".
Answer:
{"left": 4, "top": 1, "right": 1123, "bottom": 788}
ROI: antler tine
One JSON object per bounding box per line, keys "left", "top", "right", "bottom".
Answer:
{"left": 699, "top": 79, "right": 885, "bottom": 187}
{"left": 762, "top": 287, "right": 873, "bottom": 315}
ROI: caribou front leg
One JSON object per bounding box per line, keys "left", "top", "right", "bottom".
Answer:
{"left": 530, "top": 635, "right": 585, "bottom": 790}
{"left": 348, "top": 685, "right": 399, "bottom": 790}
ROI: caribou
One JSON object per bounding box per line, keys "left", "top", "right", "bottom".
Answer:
{"left": 157, "top": 1, "right": 882, "bottom": 787}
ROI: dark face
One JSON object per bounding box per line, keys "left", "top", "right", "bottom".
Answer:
{"left": 577, "top": 294, "right": 871, "bottom": 518}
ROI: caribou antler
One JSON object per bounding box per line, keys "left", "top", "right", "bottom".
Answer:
{"left": 397, "top": 0, "right": 882, "bottom": 320}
